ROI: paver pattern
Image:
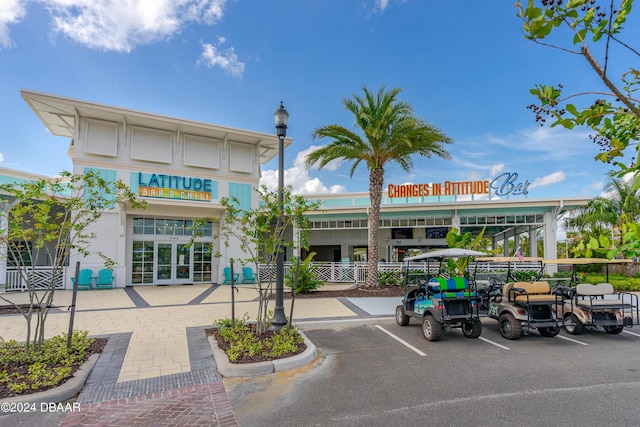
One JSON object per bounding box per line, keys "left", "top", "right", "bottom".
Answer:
{"left": 0, "top": 283, "right": 361, "bottom": 426}
{"left": 62, "top": 382, "right": 236, "bottom": 427}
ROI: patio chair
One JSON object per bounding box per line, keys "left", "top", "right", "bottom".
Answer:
{"left": 71, "top": 269, "right": 94, "bottom": 290}
{"left": 95, "top": 269, "right": 115, "bottom": 289}
{"left": 223, "top": 267, "right": 239, "bottom": 285}
{"left": 242, "top": 267, "right": 257, "bottom": 284}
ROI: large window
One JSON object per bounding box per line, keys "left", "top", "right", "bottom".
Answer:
{"left": 392, "top": 228, "right": 413, "bottom": 239}
{"left": 426, "top": 227, "right": 449, "bottom": 239}
{"left": 132, "top": 217, "right": 212, "bottom": 236}
{"left": 132, "top": 240, "right": 154, "bottom": 284}
{"left": 193, "top": 242, "right": 212, "bottom": 282}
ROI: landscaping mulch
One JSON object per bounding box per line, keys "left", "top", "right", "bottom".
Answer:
{"left": 206, "top": 325, "right": 307, "bottom": 364}
{"left": 290, "top": 285, "right": 405, "bottom": 298}
{"left": 0, "top": 337, "right": 108, "bottom": 399}
{"left": 274, "top": 285, "right": 406, "bottom": 299}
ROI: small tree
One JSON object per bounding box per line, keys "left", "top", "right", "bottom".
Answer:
{"left": 192, "top": 185, "right": 320, "bottom": 335}
{"left": 0, "top": 170, "right": 144, "bottom": 352}
{"left": 445, "top": 228, "right": 487, "bottom": 277}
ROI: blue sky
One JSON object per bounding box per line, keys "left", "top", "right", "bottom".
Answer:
{"left": 0, "top": 0, "right": 636, "bottom": 199}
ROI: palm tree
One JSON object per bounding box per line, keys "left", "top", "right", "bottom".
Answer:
{"left": 565, "top": 176, "right": 640, "bottom": 249}
{"left": 306, "top": 86, "right": 452, "bottom": 287}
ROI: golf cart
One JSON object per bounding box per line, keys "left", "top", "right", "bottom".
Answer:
{"left": 395, "top": 248, "right": 486, "bottom": 341}
{"left": 545, "top": 258, "right": 640, "bottom": 335}
{"left": 471, "top": 256, "right": 544, "bottom": 315}
{"left": 475, "top": 256, "right": 564, "bottom": 340}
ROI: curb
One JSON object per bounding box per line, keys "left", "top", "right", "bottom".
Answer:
{"left": 0, "top": 353, "right": 99, "bottom": 405}
{"left": 208, "top": 330, "right": 317, "bottom": 378}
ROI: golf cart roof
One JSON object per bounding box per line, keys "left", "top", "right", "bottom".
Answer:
{"left": 543, "top": 258, "right": 633, "bottom": 265}
{"left": 404, "top": 248, "right": 487, "bottom": 262}
{"left": 475, "top": 256, "right": 544, "bottom": 262}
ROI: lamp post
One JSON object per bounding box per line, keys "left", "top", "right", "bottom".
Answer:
{"left": 271, "top": 101, "right": 289, "bottom": 330}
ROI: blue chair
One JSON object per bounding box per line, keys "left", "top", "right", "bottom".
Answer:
{"left": 223, "top": 267, "right": 239, "bottom": 285}
{"left": 242, "top": 267, "right": 257, "bottom": 284}
{"left": 71, "top": 269, "right": 94, "bottom": 290}
{"left": 95, "top": 269, "right": 115, "bottom": 289}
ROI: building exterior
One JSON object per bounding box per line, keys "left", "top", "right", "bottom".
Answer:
{"left": 303, "top": 192, "right": 589, "bottom": 268}
{"left": 15, "top": 90, "right": 290, "bottom": 288}
{"left": 0, "top": 91, "right": 590, "bottom": 289}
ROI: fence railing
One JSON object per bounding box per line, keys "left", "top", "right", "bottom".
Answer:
{"left": 257, "top": 261, "right": 544, "bottom": 285}
{"left": 5, "top": 267, "right": 66, "bottom": 292}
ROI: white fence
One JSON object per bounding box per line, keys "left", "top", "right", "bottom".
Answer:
{"left": 5, "top": 267, "right": 66, "bottom": 291}
{"left": 2, "top": 261, "right": 544, "bottom": 290}
{"left": 258, "top": 260, "right": 544, "bottom": 285}
{"left": 258, "top": 262, "right": 384, "bottom": 284}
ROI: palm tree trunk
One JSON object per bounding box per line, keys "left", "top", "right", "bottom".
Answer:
{"left": 366, "top": 167, "right": 384, "bottom": 287}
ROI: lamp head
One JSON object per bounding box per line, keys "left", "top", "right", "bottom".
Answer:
{"left": 274, "top": 101, "right": 289, "bottom": 138}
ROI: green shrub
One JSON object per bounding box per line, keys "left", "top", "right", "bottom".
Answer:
{"left": 378, "top": 270, "right": 401, "bottom": 287}
{"left": 583, "top": 274, "right": 640, "bottom": 291}
{"left": 576, "top": 263, "right": 606, "bottom": 274}
{"left": 513, "top": 270, "right": 539, "bottom": 282}
{"left": 286, "top": 252, "right": 323, "bottom": 294}
{"left": 551, "top": 271, "right": 573, "bottom": 279}
{"left": 214, "top": 316, "right": 304, "bottom": 362}
{"left": 0, "top": 330, "right": 94, "bottom": 395}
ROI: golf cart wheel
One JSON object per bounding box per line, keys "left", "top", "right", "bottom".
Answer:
{"left": 564, "top": 313, "right": 584, "bottom": 335}
{"left": 395, "top": 305, "right": 410, "bottom": 326}
{"left": 538, "top": 327, "right": 560, "bottom": 337}
{"left": 422, "top": 315, "right": 443, "bottom": 341}
{"left": 498, "top": 313, "right": 522, "bottom": 340}
{"left": 462, "top": 319, "right": 482, "bottom": 338}
{"left": 604, "top": 325, "right": 624, "bottom": 334}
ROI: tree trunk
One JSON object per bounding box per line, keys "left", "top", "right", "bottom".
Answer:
{"left": 366, "top": 167, "right": 384, "bottom": 288}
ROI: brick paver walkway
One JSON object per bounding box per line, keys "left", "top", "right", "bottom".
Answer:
{"left": 62, "top": 382, "right": 237, "bottom": 427}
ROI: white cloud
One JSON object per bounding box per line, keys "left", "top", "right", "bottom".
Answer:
{"left": 0, "top": 151, "right": 5, "bottom": 163}
{"left": 599, "top": 172, "right": 635, "bottom": 198}
{"left": 42, "top": 0, "right": 227, "bottom": 52}
{"left": 0, "top": 0, "right": 26, "bottom": 49}
{"left": 373, "top": 0, "right": 389, "bottom": 13}
{"left": 490, "top": 163, "right": 504, "bottom": 177}
{"left": 197, "top": 38, "right": 244, "bottom": 77}
{"left": 260, "top": 146, "right": 347, "bottom": 195}
{"left": 529, "top": 171, "right": 566, "bottom": 189}
{"left": 304, "top": 145, "right": 344, "bottom": 172}
{"left": 489, "top": 126, "right": 592, "bottom": 161}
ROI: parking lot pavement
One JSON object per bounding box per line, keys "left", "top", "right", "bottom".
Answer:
{"left": 228, "top": 321, "right": 640, "bottom": 426}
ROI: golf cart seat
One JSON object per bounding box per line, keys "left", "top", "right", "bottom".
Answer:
{"left": 429, "top": 277, "right": 476, "bottom": 298}
{"left": 575, "top": 283, "right": 632, "bottom": 308}
{"left": 504, "top": 281, "right": 557, "bottom": 305}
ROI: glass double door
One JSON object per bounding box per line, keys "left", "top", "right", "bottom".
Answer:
{"left": 155, "top": 241, "right": 192, "bottom": 285}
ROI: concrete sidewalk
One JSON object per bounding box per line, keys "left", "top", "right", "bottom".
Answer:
{"left": 0, "top": 283, "right": 399, "bottom": 426}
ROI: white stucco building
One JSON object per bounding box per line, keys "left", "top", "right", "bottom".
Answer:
{"left": 16, "top": 90, "right": 290, "bottom": 288}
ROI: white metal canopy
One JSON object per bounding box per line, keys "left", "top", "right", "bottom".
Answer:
{"left": 404, "top": 248, "right": 487, "bottom": 262}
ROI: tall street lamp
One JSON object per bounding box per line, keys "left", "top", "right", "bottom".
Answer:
{"left": 271, "top": 101, "right": 289, "bottom": 330}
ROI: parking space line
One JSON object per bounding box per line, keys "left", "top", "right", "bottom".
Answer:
{"left": 556, "top": 335, "right": 589, "bottom": 345}
{"left": 623, "top": 330, "right": 640, "bottom": 338}
{"left": 478, "top": 336, "right": 510, "bottom": 350}
{"left": 374, "top": 325, "right": 427, "bottom": 356}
